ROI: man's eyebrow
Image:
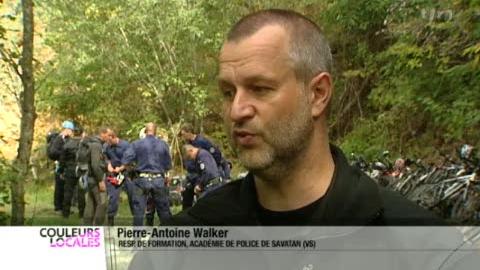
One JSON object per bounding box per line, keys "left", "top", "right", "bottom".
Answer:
{"left": 243, "top": 75, "right": 277, "bottom": 85}
{"left": 216, "top": 75, "right": 226, "bottom": 82}
{"left": 217, "top": 77, "right": 231, "bottom": 85}
{"left": 217, "top": 78, "right": 235, "bottom": 91}
{"left": 217, "top": 75, "right": 278, "bottom": 86}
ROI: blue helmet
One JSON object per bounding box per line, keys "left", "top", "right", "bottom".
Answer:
{"left": 460, "top": 144, "right": 474, "bottom": 159}
{"left": 62, "top": 120, "right": 74, "bottom": 130}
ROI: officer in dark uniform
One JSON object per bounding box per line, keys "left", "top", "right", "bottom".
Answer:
{"left": 180, "top": 124, "right": 231, "bottom": 180}
{"left": 117, "top": 122, "right": 172, "bottom": 226}
{"left": 181, "top": 158, "right": 199, "bottom": 210}
{"left": 47, "top": 120, "right": 75, "bottom": 212}
{"left": 105, "top": 130, "right": 134, "bottom": 226}
{"left": 183, "top": 144, "right": 223, "bottom": 198}
{"left": 60, "top": 125, "right": 86, "bottom": 218}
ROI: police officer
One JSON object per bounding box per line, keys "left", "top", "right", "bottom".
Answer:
{"left": 105, "top": 130, "right": 134, "bottom": 226}
{"left": 180, "top": 123, "right": 231, "bottom": 180}
{"left": 117, "top": 122, "right": 172, "bottom": 226}
{"left": 181, "top": 158, "right": 198, "bottom": 210}
{"left": 60, "top": 125, "right": 86, "bottom": 218}
{"left": 183, "top": 144, "right": 223, "bottom": 198}
{"left": 47, "top": 120, "right": 75, "bottom": 212}
{"left": 145, "top": 128, "right": 171, "bottom": 225}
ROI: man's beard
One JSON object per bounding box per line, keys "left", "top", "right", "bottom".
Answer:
{"left": 226, "top": 93, "right": 313, "bottom": 177}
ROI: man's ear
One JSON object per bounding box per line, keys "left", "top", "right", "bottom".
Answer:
{"left": 308, "top": 72, "right": 332, "bottom": 118}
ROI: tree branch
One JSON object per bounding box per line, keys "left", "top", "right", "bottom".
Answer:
{"left": 34, "top": 68, "right": 54, "bottom": 92}
{"left": 0, "top": 47, "right": 22, "bottom": 78}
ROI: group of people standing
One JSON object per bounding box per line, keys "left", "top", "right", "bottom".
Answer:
{"left": 47, "top": 120, "right": 230, "bottom": 226}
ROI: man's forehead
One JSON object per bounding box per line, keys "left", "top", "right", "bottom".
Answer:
{"left": 219, "top": 24, "right": 289, "bottom": 62}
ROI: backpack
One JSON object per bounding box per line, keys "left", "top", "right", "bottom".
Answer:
{"left": 63, "top": 137, "right": 80, "bottom": 165}
{"left": 76, "top": 137, "right": 93, "bottom": 189}
{"left": 46, "top": 132, "right": 60, "bottom": 160}
{"left": 46, "top": 131, "right": 59, "bottom": 144}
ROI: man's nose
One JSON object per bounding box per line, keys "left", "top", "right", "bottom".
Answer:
{"left": 228, "top": 89, "right": 255, "bottom": 123}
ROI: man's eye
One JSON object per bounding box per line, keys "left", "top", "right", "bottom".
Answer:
{"left": 251, "top": 86, "right": 271, "bottom": 93}
{"left": 221, "top": 88, "right": 235, "bottom": 99}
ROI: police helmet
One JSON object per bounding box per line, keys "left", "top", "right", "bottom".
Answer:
{"left": 460, "top": 144, "right": 474, "bottom": 159}
{"left": 62, "top": 120, "right": 75, "bottom": 130}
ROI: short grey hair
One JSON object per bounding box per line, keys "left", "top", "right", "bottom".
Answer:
{"left": 227, "top": 9, "right": 333, "bottom": 83}
{"left": 183, "top": 144, "right": 195, "bottom": 152}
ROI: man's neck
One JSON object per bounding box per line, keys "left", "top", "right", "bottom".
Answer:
{"left": 254, "top": 133, "right": 335, "bottom": 212}
{"left": 193, "top": 149, "right": 199, "bottom": 160}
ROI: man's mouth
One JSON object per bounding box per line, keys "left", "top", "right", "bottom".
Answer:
{"left": 233, "top": 130, "right": 257, "bottom": 147}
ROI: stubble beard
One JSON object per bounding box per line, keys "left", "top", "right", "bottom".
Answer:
{"left": 227, "top": 94, "right": 313, "bottom": 179}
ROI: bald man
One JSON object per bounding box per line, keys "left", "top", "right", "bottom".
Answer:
{"left": 118, "top": 123, "right": 172, "bottom": 226}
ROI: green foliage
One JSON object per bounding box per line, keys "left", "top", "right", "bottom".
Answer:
{"left": 0, "top": 156, "right": 13, "bottom": 225}
{"left": 330, "top": 0, "right": 480, "bottom": 159}
{"left": 33, "top": 0, "right": 480, "bottom": 162}
{"left": 37, "top": 0, "right": 231, "bottom": 135}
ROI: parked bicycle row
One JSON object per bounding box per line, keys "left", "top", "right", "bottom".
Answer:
{"left": 350, "top": 144, "right": 480, "bottom": 224}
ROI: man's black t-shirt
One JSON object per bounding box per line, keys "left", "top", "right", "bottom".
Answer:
{"left": 256, "top": 197, "right": 323, "bottom": 226}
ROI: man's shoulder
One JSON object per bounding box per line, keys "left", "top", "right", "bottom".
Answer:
{"left": 378, "top": 187, "right": 444, "bottom": 225}
{"left": 119, "top": 139, "right": 130, "bottom": 147}
{"left": 198, "top": 148, "right": 213, "bottom": 158}
{"left": 130, "top": 138, "right": 141, "bottom": 146}
{"left": 159, "top": 138, "right": 169, "bottom": 147}
{"left": 64, "top": 137, "right": 80, "bottom": 147}
{"left": 87, "top": 137, "right": 102, "bottom": 148}
{"left": 149, "top": 136, "right": 168, "bottom": 146}
{"left": 194, "top": 135, "right": 214, "bottom": 146}
{"left": 196, "top": 134, "right": 209, "bottom": 141}
{"left": 133, "top": 137, "right": 152, "bottom": 147}
{"left": 166, "top": 179, "right": 246, "bottom": 226}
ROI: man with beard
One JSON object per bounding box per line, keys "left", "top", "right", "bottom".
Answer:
{"left": 166, "top": 9, "right": 441, "bottom": 226}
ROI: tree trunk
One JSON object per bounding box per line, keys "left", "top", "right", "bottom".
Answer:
{"left": 11, "top": 0, "right": 36, "bottom": 225}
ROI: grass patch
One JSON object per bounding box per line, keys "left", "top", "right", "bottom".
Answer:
{"left": 6, "top": 175, "right": 183, "bottom": 226}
